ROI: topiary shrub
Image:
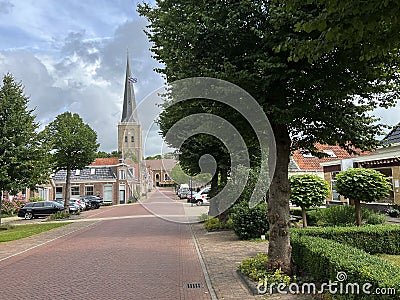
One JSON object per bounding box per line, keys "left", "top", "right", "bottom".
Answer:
{"left": 289, "top": 174, "right": 329, "bottom": 227}
{"left": 335, "top": 168, "right": 392, "bottom": 226}
{"left": 231, "top": 202, "right": 269, "bottom": 240}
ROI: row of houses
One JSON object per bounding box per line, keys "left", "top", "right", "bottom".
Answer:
{"left": 29, "top": 158, "right": 177, "bottom": 205}
{"left": 13, "top": 125, "right": 400, "bottom": 207}
{"left": 32, "top": 133, "right": 400, "bottom": 207}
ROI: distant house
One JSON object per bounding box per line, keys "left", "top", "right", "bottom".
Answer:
{"left": 53, "top": 158, "right": 140, "bottom": 204}
{"left": 321, "top": 127, "right": 400, "bottom": 205}
{"left": 290, "top": 143, "right": 357, "bottom": 178}
{"left": 145, "top": 159, "right": 177, "bottom": 187}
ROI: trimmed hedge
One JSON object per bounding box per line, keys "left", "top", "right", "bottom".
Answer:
{"left": 291, "top": 225, "right": 400, "bottom": 255}
{"left": 291, "top": 234, "right": 400, "bottom": 299}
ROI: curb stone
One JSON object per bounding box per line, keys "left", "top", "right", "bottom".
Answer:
{"left": 237, "top": 269, "right": 260, "bottom": 296}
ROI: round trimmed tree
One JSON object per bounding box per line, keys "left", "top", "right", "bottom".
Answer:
{"left": 289, "top": 174, "right": 329, "bottom": 227}
{"left": 335, "top": 168, "right": 392, "bottom": 226}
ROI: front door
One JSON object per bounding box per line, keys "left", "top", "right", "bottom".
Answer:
{"left": 119, "top": 184, "right": 126, "bottom": 204}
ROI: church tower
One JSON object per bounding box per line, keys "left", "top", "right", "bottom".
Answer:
{"left": 118, "top": 52, "right": 142, "bottom": 162}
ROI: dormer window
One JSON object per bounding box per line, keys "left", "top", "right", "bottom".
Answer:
{"left": 323, "top": 149, "right": 337, "bottom": 158}
{"left": 75, "top": 170, "right": 81, "bottom": 176}
{"left": 301, "top": 150, "right": 314, "bottom": 158}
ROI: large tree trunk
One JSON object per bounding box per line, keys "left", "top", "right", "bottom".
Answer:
{"left": 64, "top": 167, "right": 71, "bottom": 213}
{"left": 354, "top": 199, "right": 362, "bottom": 226}
{"left": 266, "top": 124, "right": 292, "bottom": 274}
{"left": 218, "top": 167, "right": 229, "bottom": 223}
{"left": 209, "top": 167, "right": 220, "bottom": 217}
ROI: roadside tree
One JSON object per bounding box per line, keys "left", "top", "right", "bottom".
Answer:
{"left": 139, "top": 1, "right": 400, "bottom": 273}
{"left": 0, "top": 73, "right": 51, "bottom": 223}
{"left": 335, "top": 168, "right": 391, "bottom": 226}
{"left": 42, "top": 112, "right": 99, "bottom": 212}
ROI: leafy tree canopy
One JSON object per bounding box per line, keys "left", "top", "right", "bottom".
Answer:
{"left": 276, "top": 0, "right": 400, "bottom": 62}
{"left": 97, "top": 150, "right": 121, "bottom": 158}
{"left": 43, "top": 112, "right": 99, "bottom": 171}
{"left": 0, "top": 73, "right": 51, "bottom": 194}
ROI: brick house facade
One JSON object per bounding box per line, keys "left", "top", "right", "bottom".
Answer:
{"left": 53, "top": 158, "right": 140, "bottom": 205}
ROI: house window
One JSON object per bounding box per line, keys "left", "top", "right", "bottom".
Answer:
{"left": 131, "top": 136, "right": 134, "bottom": 142}
{"left": 119, "top": 169, "right": 126, "bottom": 180}
{"left": 85, "top": 186, "right": 94, "bottom": 196}
{"left": 103, "top": 185, "right": 113, "bottom": 203}
{"left": 75, "top": 170, "right": 80, "bottom": 176}
{"left": 71, "top": 186, "right": 80, "bottom": 197}
{"left": 55, "top": 186, "right": 63, "bottom": 199}
{"left": 164, "top": 173, "right": 170, "bottom": 181}
{"left": 330, "top": 171, "right": 341, "bottom": 201}
{"left": 125, "top": 136, "right": 128, "bottom": 142}
{"left": 90, "top": 168, "right": 96, "bottom": 175}
{"left": 128, "top": 168, "right": 135, "bottom": 179}
{"left": 38, "top": 188, "right": 50, "bottom": 201}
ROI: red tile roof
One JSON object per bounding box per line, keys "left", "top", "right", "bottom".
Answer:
{"left": 292, "top": 144, "right": 372, "bottom": 171}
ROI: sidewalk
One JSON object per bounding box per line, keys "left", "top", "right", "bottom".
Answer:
{"left": 191, "top": 224, "right": 317, "bottom": 300}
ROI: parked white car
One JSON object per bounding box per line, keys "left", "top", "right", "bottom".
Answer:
{"left": 70, "top": 198, "right": 86, "bottom": 211}
{"left": 192, "top": 187, "right": 210, "bottom": 206}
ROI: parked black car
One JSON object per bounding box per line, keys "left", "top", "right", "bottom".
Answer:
{"left": 80, "top": 195, "right": 103, "bottom": 209}
{"left": 18, "top": 201, "right": 64, "bottom": 220}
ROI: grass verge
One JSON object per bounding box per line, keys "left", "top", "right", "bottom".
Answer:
{"left": 0, "top": 222, "right": 71, "bottom": 243}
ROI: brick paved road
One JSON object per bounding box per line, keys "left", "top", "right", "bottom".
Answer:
{"left": 0, "top": 188, "right": 211, "bottom": 300}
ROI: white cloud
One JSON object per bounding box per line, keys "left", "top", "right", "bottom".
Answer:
{"left": 0, "top": 2, "right": 165, "bottom": 156}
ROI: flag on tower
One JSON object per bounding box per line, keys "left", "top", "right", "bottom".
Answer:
{"left": 128, "top": 77, "right": 137, "bottom": 83}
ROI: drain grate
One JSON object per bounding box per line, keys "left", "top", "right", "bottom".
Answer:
{"left": 186, "top": 283, "right": 203, "bottom": 289}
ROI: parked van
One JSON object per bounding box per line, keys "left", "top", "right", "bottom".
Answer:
{"left": 178, "top": 184, "right": 190, "bottom": 199}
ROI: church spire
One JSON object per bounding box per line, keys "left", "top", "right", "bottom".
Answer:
{"left": 121, "top": 51, "right": 139, "bottom": 123}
